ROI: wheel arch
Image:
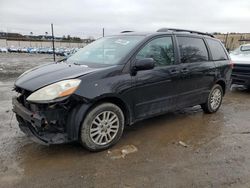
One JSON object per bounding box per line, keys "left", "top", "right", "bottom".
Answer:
{"left": 67, "top": 95, "right": 132, "bottom": 142}
{"left": 215, "top": 79, "right": 226, "bottom": 95}
{"left": 90, "top": 96, "right": 131, "bottom": 126}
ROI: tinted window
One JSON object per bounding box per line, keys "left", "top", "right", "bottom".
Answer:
{"left": 177, "top": 37, "right": 208, "bottom": 63}
{"left": 136, "top": 37, "right": 174, "bottom": 66}
{"left": 207, "top": 39, "right": 228, "bottom": 61}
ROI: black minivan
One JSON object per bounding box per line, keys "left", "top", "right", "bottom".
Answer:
{"left": 13, "top": 28, "right": 232, "bottom": 151}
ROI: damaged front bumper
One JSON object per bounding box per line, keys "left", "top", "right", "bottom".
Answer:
{"left": 12, "top": 97, "right": 69, "bottom": 145}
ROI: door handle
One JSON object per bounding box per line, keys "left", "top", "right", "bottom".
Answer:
{"left": 181, "top": 68, "right": 189, "bottom": 74}
{"left": 170, "top": 69, "right": 180, "bottom": 75}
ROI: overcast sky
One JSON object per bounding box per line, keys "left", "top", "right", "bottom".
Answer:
{"left": 0, "top": 0, "right": 250, "bottom": 38}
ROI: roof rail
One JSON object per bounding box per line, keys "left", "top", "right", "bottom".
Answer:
{"left": 157, "top": 28, "right": 214, "bottom": 38}
{"left": 121, "top": 31, "right": 134, "bottom": 33}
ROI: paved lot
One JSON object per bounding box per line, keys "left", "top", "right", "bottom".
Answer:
{"left": 1, "top": 53, "right": 250, "bottom": 188}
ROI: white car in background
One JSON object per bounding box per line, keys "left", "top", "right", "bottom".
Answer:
{"left": 21, "top": 47, "right": 29, "bottom": 53}
{"left": 0, "top": 47, "right": 8, "bottom": 53}
{"left": 230, "top": 44, "right": 250, "bottom": 88}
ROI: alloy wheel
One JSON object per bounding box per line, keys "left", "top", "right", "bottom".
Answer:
{"left": 90, "top": 111, "right": 119, "bottom": 145}
{"left": 210, "top": 88, "right": 222, "bottom": 110}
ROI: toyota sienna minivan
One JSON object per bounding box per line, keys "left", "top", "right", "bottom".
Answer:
{"left": 13, "top": 28, "right": 232, "bottom": 151}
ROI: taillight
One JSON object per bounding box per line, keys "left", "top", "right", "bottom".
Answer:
{"left": 229, "top": 60, "right": 234, "bottom": 69}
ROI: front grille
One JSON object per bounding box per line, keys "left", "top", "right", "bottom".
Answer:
{"left": 233, "top": 64, "right": 250, "bottom": 75}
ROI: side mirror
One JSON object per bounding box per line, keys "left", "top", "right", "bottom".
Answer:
{"left": 134, "top": 58, "right": 155, "bottom": 71}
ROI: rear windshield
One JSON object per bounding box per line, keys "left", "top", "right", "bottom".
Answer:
{"left": 67, "top": 36, "right": 144, "bottom": 65}
{"left": 231, "top": 45, "right": 250, "bottom": 55}
{"left": 241, "top": 45, "right": 250, "bottom": 51}
{"left": 206, "top": 39, "right": 228, "bottom": 61}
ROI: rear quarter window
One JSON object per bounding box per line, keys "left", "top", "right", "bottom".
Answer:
{"left": 206, "top": 39, "right": 228, "bottom": 61}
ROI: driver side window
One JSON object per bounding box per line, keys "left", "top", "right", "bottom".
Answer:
{"left": 136, "top": 37, "right": 174, "bottom": 66}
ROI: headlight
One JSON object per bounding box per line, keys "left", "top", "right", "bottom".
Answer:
{"left": 27, "top": 79, "right": 81, "bottom": 102}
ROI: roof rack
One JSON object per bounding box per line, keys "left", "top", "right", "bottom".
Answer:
{"left": 121, "top": 31, "right": 134, "bottom": 33}
{"left": 157, "top": 28, "right": 214, "bottom": 38}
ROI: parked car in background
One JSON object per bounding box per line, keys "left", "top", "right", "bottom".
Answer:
{"left": 13, "top": 28, "right": 232, "bottom": 151}
{"left": 29, "top": 48, "right": 38, "bottom": 53}
{"left": 21, "top": 48, "right": 29, "bottom": 53}
{"left": 1, "top": 45, "right": 80, "bottom": 56}
{"left": 8, "top": 46, "right": 19, "bottom": 53}
{"left": 0, "top": 47, "right": 8, "bottom": 53}
{"left": 230, "top": 44, "right": 250, "bottom": 88}
{"left": 55, "top": 48, "right": 65, "bottom": 56}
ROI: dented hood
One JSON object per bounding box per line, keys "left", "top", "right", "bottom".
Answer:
{"left": 15, "top": 62, "right": 100, "bottom": 91}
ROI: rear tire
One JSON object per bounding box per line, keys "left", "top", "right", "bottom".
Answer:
{"left": 201, "top": 84, "right": 223, "bottom": 114}
{"left": 80, "top": 103, "right": 124, "bottom": 151}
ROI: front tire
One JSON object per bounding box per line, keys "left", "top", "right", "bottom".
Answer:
{"left": 201, "top": 84, "right": 223, "bottom": 114}
{"left": 80, "top": 103, "right": 124, "bottom": 151}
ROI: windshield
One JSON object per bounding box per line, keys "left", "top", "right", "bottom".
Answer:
{"left": 241, "top": 45, "right": 250, "bottom": 52}
{"left": 231, "top": 45, "right": 250, "bottom": 55}
{"left": 67, "top": 36, "right": 144, "bottom": 65}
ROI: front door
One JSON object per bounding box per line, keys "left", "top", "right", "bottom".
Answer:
{"left": 132, "top": 36, "right": 181, "bottom": 120}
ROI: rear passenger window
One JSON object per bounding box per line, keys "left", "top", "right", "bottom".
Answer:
{"left": 177, "top": 37, "right": 208, "bottom": 63}
{"left": 206, "top": 39, "right": 228, "bottom": 61}
{"left": 136, "top": 37, "right": 174, "bottom": 66}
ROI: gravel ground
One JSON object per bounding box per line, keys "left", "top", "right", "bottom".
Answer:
{"left": 1, "top": 53, "right": 250, "bottom": 188}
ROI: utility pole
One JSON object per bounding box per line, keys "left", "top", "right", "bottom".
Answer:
{"left": 30, "top": 31, "right": 33, "bottom": 47}
{"left": 51, "top": 23, "right": 56, "bottom": 62}
{"left": 102, "top": 28, "right": 105, "bottom": 37}
{"left": 224, "top": 32, "right": 229, "bottom": 50}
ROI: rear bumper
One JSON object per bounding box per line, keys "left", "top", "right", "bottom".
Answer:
{"left": 12, "top": 97, "right": 69, "bottom": 145}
